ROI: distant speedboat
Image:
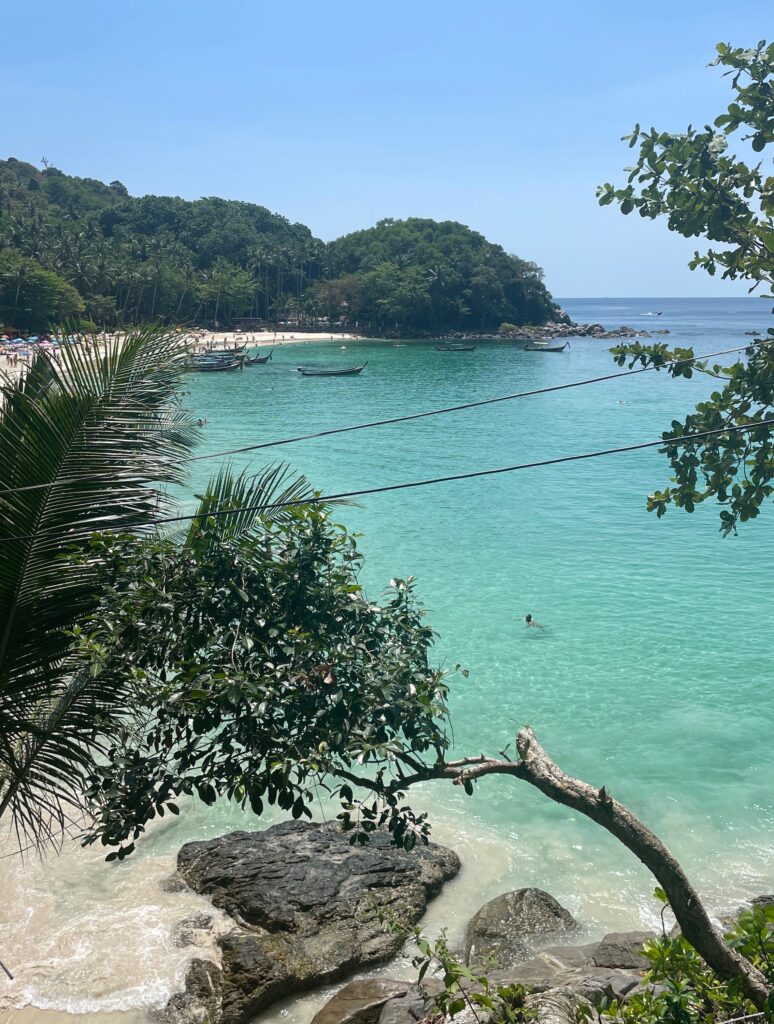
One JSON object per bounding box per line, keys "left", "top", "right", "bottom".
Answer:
{"left": 297, "top": 362, "right": 367, "bottom": 377}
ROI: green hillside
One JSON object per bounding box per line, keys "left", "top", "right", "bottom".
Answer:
{"left": 0, "top": 158, "right": 558, "bottom": 333}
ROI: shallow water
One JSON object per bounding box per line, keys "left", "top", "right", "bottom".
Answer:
{"left": 2, "top": 297, "right": 773, "bottom": 1022}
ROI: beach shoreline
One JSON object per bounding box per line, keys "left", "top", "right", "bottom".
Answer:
{"left": 183, "top": 328, "right": 360, "bottom": 351}
{"left": 0, "top": 329, "right": 361, "bottom": 384}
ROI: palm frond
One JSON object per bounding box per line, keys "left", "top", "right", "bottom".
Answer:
{"left": 0, "top": 325, "right": 197, "bottom": 848}
{"left": 184, "top": 463, "right": 319, "bottom": 552}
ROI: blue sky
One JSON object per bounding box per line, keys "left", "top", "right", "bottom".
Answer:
{"left": 3, "top": 1, "right": 770, "bottom": 296}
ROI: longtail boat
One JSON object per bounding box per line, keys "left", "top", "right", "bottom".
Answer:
{"left": 523, "top": 340, "right": 569, "bottom": 352}
{"left": 297, "top": 362, "right": 367, "bottom": 377}
{"left": 245, "top": 349, "right": 273, "bottom": 365}
{"left": 435, "top": 344, "right": 477, "bottom": 351}
{"left": 194, "top": 358, "right": 243, "bottom": 372}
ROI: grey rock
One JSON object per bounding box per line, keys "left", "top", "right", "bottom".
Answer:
{"left": 750, "top": 895, "right": 774, "bottom": 910}
{"left": 591, "top": 932, "right": 652, "bottom": 970}
{"left": 173, "top": 913, "right": 214, "bottom": 949}
{"left": 562, "top": 969, "right": 642, "bottom": 1004}
{"left": 152, "top": 958, "right": 222, "bottom": 1024}
{"left": 539, "top": 942, "right": 601, "bottom": 970}
{"left": 311, "top": 979, "right": 412, "bottom": 1024}
{"left": 173, "top": 820, "right": 459, "bottom": 1024}
{"left": 465, "top": 888, "right": 578, "bottom": 968}
{"left": 378, "top": 981, "right": 442, "bottom": 1024}
{"left": 490, "top": 956, "right": 562, "bottom": 992}
{"left": 526, "top": 988, "right": 593, "bottom": 1024}
{"left": 629, "top": 980, "right": 668, "bottom": 999}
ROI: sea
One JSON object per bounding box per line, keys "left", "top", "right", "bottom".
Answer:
{"left": 2, "top": 297, "right": 774, "bottom": 1024}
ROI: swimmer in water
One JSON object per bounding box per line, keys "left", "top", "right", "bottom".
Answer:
{"left": 525, "top": 614, "right": 545, "bottom": 629}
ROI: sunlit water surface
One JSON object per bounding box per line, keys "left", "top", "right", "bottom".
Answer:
{"left": 3, "top": 297, "right": 774, "bottom": 1023}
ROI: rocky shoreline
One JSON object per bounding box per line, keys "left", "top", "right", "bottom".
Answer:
{"left": 449, "top": 320, "right": 671, "bottom": 343}
{"left": 155, "top": 821, "right": 761, "bottom": 1024}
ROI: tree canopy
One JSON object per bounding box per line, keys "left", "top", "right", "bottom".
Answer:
{"left": 313, "top": 217, "right": 558, "bottom": 332}
{"left": 0, "top": 160, "right": 557, "bottom": 333}
{"left": 598, "top": 40, "right": 774, "bottom": 534}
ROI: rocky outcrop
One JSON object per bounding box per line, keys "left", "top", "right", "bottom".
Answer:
{"left": 275, "top": 893, "right": 656, "bottom": 1024}
{"left": 495, "top": 322, "right": 665, "bottom": 342}
{"left": 170, "top": 820, "right": 460, "bottom": 1024}
{"left": 465, "top": 888, "right": 579, "bottom": 968}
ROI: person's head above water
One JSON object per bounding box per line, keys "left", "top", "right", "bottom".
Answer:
{"left": 525, "top": 614, "right": 532, "bottom": 623}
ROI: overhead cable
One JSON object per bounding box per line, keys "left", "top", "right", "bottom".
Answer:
{"left": 3, "top": 418, "right": 773, "bottom": 544}
{"left": 0, "top": 338, "right": 770, "bottom": 499}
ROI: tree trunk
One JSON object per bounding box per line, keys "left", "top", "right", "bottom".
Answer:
{"left": 472, "top": 729, "right": 772, "bottom": 1010}
{"left": 384, "top": 728, "right": 772, "bottom": 1010}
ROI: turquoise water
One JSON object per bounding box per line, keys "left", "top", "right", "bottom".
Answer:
{"left": 183, "top": 297, "right": 774, "bottom": 919}
{"left": 3, "top": 297, "right": 774, "bottom": 1023}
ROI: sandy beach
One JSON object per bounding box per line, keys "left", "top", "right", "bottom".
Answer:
{"left": 0, "top": 328, "right": 360, "bottom": 383}
{"left": 181, "top": 328, "right": 360, "bottom": 351}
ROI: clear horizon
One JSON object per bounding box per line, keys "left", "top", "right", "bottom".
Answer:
{"left": 3, "top": 0, "right": 771, "bottom": 298}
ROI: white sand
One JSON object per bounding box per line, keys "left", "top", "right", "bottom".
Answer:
{"left": 0, "top": 328, "right": 362, "bottom": 384}
{"left": 182, "top": 328, "right": 359, "bottom": 350}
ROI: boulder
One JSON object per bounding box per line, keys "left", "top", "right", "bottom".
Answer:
{"left": 378, "top": 981, "right": 441, "bottom": 1024}
{"left": 465, "top": 889, "right": 578, "bottom": 968}
{"left": 311, "top": 979, "right": 412, "bottom": 1024}
{"left": 525, "top": 988, "right": 593, "bottom": 1024}
{"left": 171, "top": 820, "right": 460, "bottom": 1024}
{"left": 591, "top": 931, "right": 652, "bottom": 969}
{"left": 750, "top": 894, "right": 774, "bottom": 910}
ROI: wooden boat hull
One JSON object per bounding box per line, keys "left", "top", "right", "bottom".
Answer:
{"left": 435, "top": 344, "right": 477, "bottom": 351}
{"left": 297, "top": 362, "right": 367, "bottom": 377}
{"left": 523, "top": 342, "right": 569, "bottom": 352}
{"left": 193, "top": 359, "right": 243, "bottom": 372}
{"left": 246, "top": 349, "right": 273, "bottom": 365}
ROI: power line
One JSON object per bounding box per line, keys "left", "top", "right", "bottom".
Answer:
{"left": 186, "top": 338, "right": 773, "bottom": 461}
{"left": 4, "top": 418, "right": 773, "bottom": 544}
{"left": 0, "top": 339, "right": 770, "bottom": 499}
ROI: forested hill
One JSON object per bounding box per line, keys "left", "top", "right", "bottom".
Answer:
{"left": 0, "top": 158, "right": 559, "bottom": 333}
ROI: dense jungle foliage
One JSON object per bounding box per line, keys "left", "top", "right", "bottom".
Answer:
{"left": 0, "top": 158, "right": 558, "bottom": 333}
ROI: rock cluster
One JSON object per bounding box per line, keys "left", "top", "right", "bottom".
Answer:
{"left": 308, "top": 922, "right": 654, "bottom": 1024}
{"left": 162, "top": 821, "right": 755, "bottom": 1024}
{"left": 155, "top": 820, "right": 460, "bottom": 1024}
{"left": 309, "top": 929, "right": 651, "bottom": 1024}
{"left": 446, "top": 321, "right": 671, "bottom": 342}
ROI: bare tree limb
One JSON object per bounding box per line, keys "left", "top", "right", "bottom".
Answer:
{"left": 372, "top": 729, "right": 772, "bottom": 1009}
{"left": 487, "top": 729, "right": 771, "bottom": 1009}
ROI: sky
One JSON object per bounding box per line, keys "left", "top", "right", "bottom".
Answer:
{"left": 2, "top": 0, "right": 771, "bottom": 297}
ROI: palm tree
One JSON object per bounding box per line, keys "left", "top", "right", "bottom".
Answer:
{"left": 247, "top": 243, "right": 271, "bottom": 321}
{"left": 0, "top": 326, "right": 197, "bottom": 849}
